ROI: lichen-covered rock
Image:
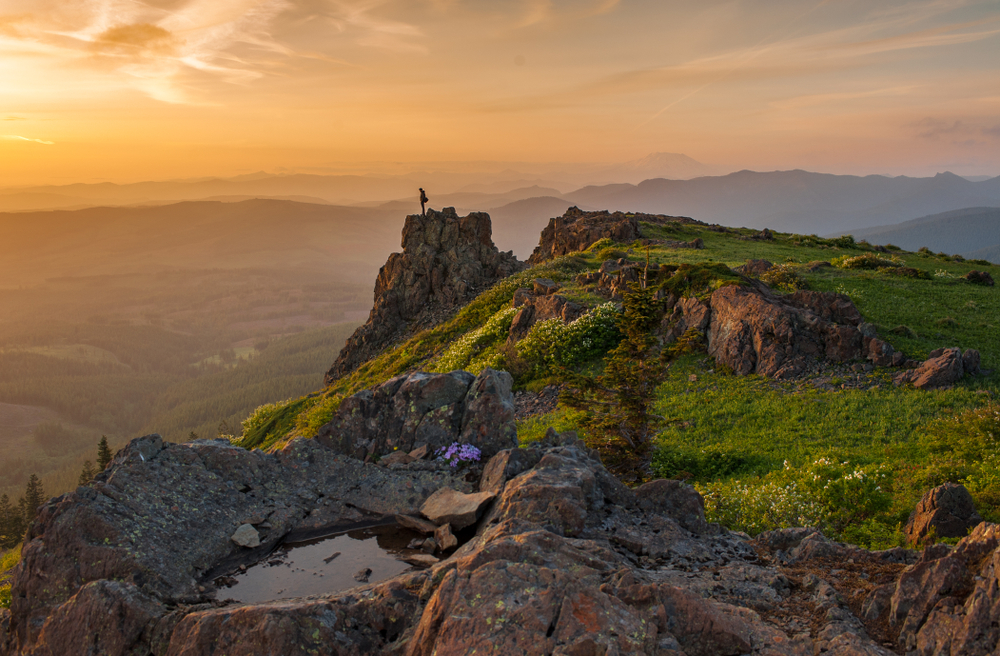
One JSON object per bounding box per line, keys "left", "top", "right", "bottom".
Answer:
{"left": 8, "top": 432, "right": 1000, "bottom": 656}
{"left": 904, "top": 482, "right": 983, "bottom": 545}
{"left": 325, "top": 208, "right": 523, "bottom": 382}
{"left": 3, "top": 435, "right": 468, "bottom": 656}
{"left": 315, "top": 368, "right": 517, "bottom": 461}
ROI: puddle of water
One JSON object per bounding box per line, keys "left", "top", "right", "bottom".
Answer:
{"left": 219, "top": 523, "right": 429, "bottom": 604}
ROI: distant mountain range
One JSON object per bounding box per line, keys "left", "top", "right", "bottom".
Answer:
{"left": 849, "top": 207, "right": 1000, "bottom": 263}
{"left": 4, "top": 165, "right": 1000, "bottom": 263}
{"left": 562, "top": 171, "right": 1000, "bottom": 236}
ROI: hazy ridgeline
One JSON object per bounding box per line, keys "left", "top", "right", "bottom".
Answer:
{"left": 0, "top": 200, "right": 405, "bottom": 500}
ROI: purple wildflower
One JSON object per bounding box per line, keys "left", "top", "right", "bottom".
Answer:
{"left": 435, "top": 442, "right": 482, "bottom": 468}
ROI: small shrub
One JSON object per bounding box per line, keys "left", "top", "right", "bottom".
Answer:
{"left": 832, "top": 253, "right": 904, "bottom": 270}
{"left": 963, "top": 270, "right": 995, "bottom": 286}
{"left": 294, "top": 394, "right": 343, "bottom": 437}
{"left": 665, "top": 328, "right": 706, "bottom": 359}
{"left": 596, "top": 247, "right": 627, "bottom": 261}
{"left": 969, "top": 258, "right": 992, "bottom": 266}
{"left": 890, "top": 325, "right": 918, "bottom": 339}
{"left": 655, "top": 262, "right": 743, "bottom": 298}
{"left": 651, "top": 445, "right": 762, "bottom": 482}
{"left": 880, "top": 266, "right": 931, "bottom": 280}
{"left": 832, "top": 234, "right": 857, "bottom": 249}
{"left": 884, "top": 243, "right": 901, "bottom": 251}
{"left": 760, "top": 263, "right": 806, "bottom": 292}
{"left": 936, "top": 317, "right": 958, "bottom": 328}
{"left": 242, "top": 399, "right": 295, "bottom": 440}
{"left": 516, "top": 303, "right": 622, "bottom": 378}
{"left": 586, "top": 237, "right": 614, "bottom": 253}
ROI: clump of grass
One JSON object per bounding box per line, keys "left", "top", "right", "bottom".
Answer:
{"left": 654, "top": 262, "right": 744, "bottom": 298}
{"left": 936, "top": 317, "right": 959, "bottom": 328}
{"left": 832, "top": 253, "right": 904, "bottom": 270}
{"left": 760, "top": 263, "right": 807, "bottom": 292}
{"left": 880, "top": 266, "right": 932, "bottom": 280}
{"left": 890, "top": 325, "right": 918, "bottom": 338}
{"left": 596, "top": 247, "right": 627, "bottom": 261}
{"left": 0, "top": 545, "right": 21, "bottom": 609}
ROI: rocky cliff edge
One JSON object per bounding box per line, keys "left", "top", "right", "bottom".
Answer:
{"left": 325, "top": 208, "right": 523, "bottom": 384}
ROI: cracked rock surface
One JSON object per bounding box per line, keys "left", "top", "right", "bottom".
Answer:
{"left": 4, "top": 431, "right": 1000, "bottom": 655}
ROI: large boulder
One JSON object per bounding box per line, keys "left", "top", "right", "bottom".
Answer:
{"left": 325, "top": 208, "right": 523, "bottom": 382}
{"left": 707, "top": 285, "right": 867, "bottom": 378}
{"left": 316, "top": 368, "right": 517, "bottom": 461}
{"left": 895, "top": 348, "right": 981, "bottom": 389}
{"left": 904, "top": 482, "right": 984, "bottom": 545}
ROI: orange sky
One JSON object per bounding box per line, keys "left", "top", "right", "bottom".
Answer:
{"left": 1, "top": 0, "right": 999, "bottom": 185}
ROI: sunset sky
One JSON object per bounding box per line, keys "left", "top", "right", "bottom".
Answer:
{"left": 1, "top": 0, "right": 998, "bottom": 185}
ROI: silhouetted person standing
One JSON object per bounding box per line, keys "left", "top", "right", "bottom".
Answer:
{"left": 419, "top": 188, "right": 428, "bottom": 216}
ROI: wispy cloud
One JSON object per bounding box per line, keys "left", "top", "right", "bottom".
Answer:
{"left": 2, "top": 135, "right": 54, "bottom": 145}
{"left": 915, "top": 117, "right": 1000, "bottom": 141}
{"left": 2, "top": 116, "right": 26, "bottom": 121}
{"left": 0, "top": 0, "right": 424, "bottom": 103}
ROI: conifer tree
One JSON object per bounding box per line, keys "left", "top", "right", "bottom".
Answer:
{"left": 96, "top": 436, "right": 112, "bottom": 471}
{"left": 78, "top": 460, "right": 96, "bottom": 486}
{"left": 561, "top": 280, "right": 667, "bottom": 453}
{"left": 22, "top": 474, "right": 46, "bottom": 526}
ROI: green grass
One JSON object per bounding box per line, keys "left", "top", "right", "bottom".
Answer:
{"left": 649, "top": 355, "right": 982, "bottom": 473}
{"left": 242, "top": 217, "right": 1000, "bottom": 546}
{"left": 0, "top": 544, "right": 21, "bottom": 609}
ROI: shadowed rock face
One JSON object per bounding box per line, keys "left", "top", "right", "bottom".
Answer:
{"left": 905, "top": 482, "right": 983, "bottom": 545}
{"left": 315, "top": 368, "right": 517, "bottom": 462}
{"left": 4, "top": 431, "right": 1000, "bottom": 655}
{"left": 325, "top": 208, "right": 523, "bottom": 383}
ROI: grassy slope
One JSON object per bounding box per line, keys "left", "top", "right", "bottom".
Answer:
{"left": 243, "top": 220, "right": 1000, "bottom": 546}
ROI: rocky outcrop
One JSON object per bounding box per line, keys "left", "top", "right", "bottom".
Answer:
{"left": 315, "top": 368, "right": 517, "bottom": 462}
{"left": 905, "top": 482, "right": 984, "bottom": 545}
{"left": 528, "top": 207, "right": 641, "bottom": 265}
{"left": 528, "top": 208, "right": 709, "bottom": 265}
{"left": 894, "top": 347, "right": 982, "bottom": 389}
{"left": 6, "top": 430, "right": 1000, "bottom": 655}
{"left": 507, "top": 288, "right": 586, "bottom": 341}
{"left": 735, "top": 258, "right": 775, "bottom": 277}
{"left": 575, "top": 257, "right": 645, "bottom": 300}
{"left": 707, "top": 286, "right": 882, "bottom": 378}
{"left": 3, "top": 434, "right": 470, "bottom": 656}
{"left": 573, "top": 259, "right": 979, "bottom": 385}
{"left": 325, "top": 208, "right": 523, "bottom": 383}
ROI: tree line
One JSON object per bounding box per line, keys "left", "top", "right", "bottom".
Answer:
{"left": 0, "top": 437, "right": 111, "bottom": 549}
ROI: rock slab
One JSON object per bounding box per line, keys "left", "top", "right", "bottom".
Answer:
{"left": 420, "top": 488, "right": 495, "bottom": 530}
{"left": 316, "top": 367, "right": 517, "bottom": 461}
